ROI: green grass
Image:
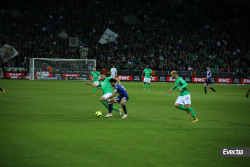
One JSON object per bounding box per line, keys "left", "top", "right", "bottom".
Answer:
{"left": 0, "top": 80, "right": 249, "bottom": 167}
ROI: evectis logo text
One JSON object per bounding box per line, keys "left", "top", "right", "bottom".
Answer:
{"left": 223, "top": 149, "right": 243, "bottom": 155}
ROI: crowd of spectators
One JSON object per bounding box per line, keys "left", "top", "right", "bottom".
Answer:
{"left": 0, "top": 0, "right": 250, "bottom": 73}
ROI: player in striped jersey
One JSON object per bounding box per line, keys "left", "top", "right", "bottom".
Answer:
{"left": 204, "top": 67, "right": 216, "bottom": 95}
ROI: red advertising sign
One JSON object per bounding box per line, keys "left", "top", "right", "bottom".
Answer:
{"left": 62, "top": 74, "right": 80, "bottom": 77}
{"left": 10, "top": 76, "right": 19, "bottom": 79}
{"left": 192, "top": 77, "right": 206, "bottom": 82}
{"left": 241, "top": 78, "right": 250, "bottom": 84}
{"left": 216, "top": 78, "right": 232, "bottom": 83}
{"left": 117, "top": 75, "right": 133, "bottom": 81}
{"left": 151, "top": 76, "right": 158, "bottom": 81}
{"left": 167, "top": 76, "right": 183, "bottom": 82}
{"left": 142, "top": 76, "right": 158, "bottom": 82}
{"left": 6, "top": 72, "right": 25, "bottom": 78}
{"left": 47, "top": 73, "right": 53, "bottom": 77}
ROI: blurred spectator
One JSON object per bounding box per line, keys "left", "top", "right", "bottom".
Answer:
{"left": 47, "top": 65, "right": 52, "bottom": 72}
{"left": 101, "top": 68, "right": 106, "bottom": 74}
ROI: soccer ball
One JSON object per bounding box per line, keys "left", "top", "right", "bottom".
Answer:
{"left": 95, "top": 111, "right": 102, "bottom": 117}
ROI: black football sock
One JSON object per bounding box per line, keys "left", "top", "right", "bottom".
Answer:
{"left": 210, "top": 87, "right": 216, "bottom": 92}
{"left": 108, "top": 104, "right": 113, "bottom": 114}
{"left": 204, "top": 87, "right": 207, "bottom": 94}
{"left": 0, "top": 88, "right": 2, "bottom": 91}
{"left": 122, "top": 105, "right": 127, "bottom": 114}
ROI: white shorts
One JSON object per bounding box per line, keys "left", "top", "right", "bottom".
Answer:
{"left": 94, "top": 81, "right": 99, "bottom": 85}
{"left": 143, "top": 78, "right": 151, "bottom": 83}
{"left": 111, "top": 74, "right": 116, "bottom": 77}
{"left": 102, "top": 93, "right": 112, "bottom": 99}
{"left": 175, "top": 94, "right": 191, "bottom": 105}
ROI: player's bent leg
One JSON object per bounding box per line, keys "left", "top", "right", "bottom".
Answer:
{"left": 102, "top": 98, "right": 120, "bottom": 112}
{"left": 108, "top": 99, "right": 116, "bottom": 104}
{"left": 105, "top": 101, "right": 114, "bottom": 118}
{"left": 176, "top": 104, "right": 187, "bottom": 111}
{"left": 113, "top": 97, "right": 122, "bottom": 115}
{"left": 100, "top": 97, "right": 106, "bottom": 101}
{"left": 0, "top": 87, "right": 3, "bottom": 94}
{"left": 204, "top": 85, "right": 207, "bottom": 95}
{"left": 175, "top": 103, "right": 180, "bottom": 108}
{"left": 175, "top": 96, "right": 186, "bottom": 110}
{"left": 121, "top": 99, "right": 128, "bottom": 119}
{"left": 142, "top": 82, "right": 146, "bottom": 91}
{"left": 100, "top": 95, "right": 110, "bottom": 109}
{"left": 120, "top": 99, "right": 126, "bottom": 106}
{"left": 100, "top": 100, "right": 109, "bottom": 108}
{"left": 185, "top": 104, "right": 191, "bottom": 118}
{"left": 209, "top": 86, "right": 216, "bottom": 94}
{"left": 92, "top": 88, "right": 96, "bottom": 96}
{"left": 185, "top": 104, "right": 198, "bottom": 122}
{"left": 108, "top": 104, "right": 112, "bottom": 114}
{"left": 109, "top": 99, "right": 121, "bottom": 115}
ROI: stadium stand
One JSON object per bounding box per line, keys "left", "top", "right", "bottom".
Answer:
{"left": 0, "top": 0, "right": 249, "bottom": 74}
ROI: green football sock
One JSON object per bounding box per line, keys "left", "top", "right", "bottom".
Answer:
{"left": 101, "top": 100, "right": 109, "bottom": 108}
{"left": 148, "top": 84, "right": 150, "bottom": 90}
{"left": 112, "top": 106, "right": 118, "bottom": 111}
{"left": 94, "top": 88, "right": 96, "bottom": 94}
{"left": 143, "top": 84, "right": 146, "bottom": 89}
{"left": 187, "top": 107, "right": 197, "bottom": 119}
{"left": 101, "top": 100, "right": 118, "bottom": 111}
{"left": 177, "top": 105, "right": 187, "bottom": 111}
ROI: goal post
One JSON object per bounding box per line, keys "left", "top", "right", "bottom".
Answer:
{"left": 29, "top": 58, "right": 96, "bottom": 80}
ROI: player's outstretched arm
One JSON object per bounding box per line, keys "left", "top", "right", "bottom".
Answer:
{"left": 85, "top": 82, "right": 100, "bottom": 88}
{"left": 104, "top": 93, "right": 116, "bottom": 101}
{"left": 171, "top": 85, "right": 177, "bottom": 91}
{"left": 113, "top": 77, "right": 121, "bottom": 85}
{"left": 168, "top": 89, "right": 173, "bottom": 94}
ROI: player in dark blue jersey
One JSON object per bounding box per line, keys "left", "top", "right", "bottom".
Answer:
{"left": 103, "top": 78, "right": 129, "bottom": 119}
{"left": 204, "top": 67, "right": 216, "bottom": 95}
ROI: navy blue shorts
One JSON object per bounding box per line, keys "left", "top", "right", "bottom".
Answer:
{"left": 114, "top": 96, "right": 129, "bottom": 104}
{"left": 204, "top": 79, "right": 211, "bottom": 86}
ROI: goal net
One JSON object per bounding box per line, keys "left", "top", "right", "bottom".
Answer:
{"left": 29, "top": 58, "right": 96, "bottom": 80}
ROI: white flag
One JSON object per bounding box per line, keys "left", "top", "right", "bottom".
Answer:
{"left": 58, "top": 30, "right": 68, "bottom": 38}
{"left": 0, "top": 44, "right": 19, "bottom": 63}
{"left": 69, "top": 37, "right": 79, "bottom": 47}
{"left": 99, "top": 28, "right": 118, "bottom": 44}
{"left": 79, "top": 46, "right": 88, "bottom": 59}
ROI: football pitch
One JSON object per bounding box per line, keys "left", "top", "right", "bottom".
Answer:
{"left": 0, "top": 80, "right": 249, "bottom": 167}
